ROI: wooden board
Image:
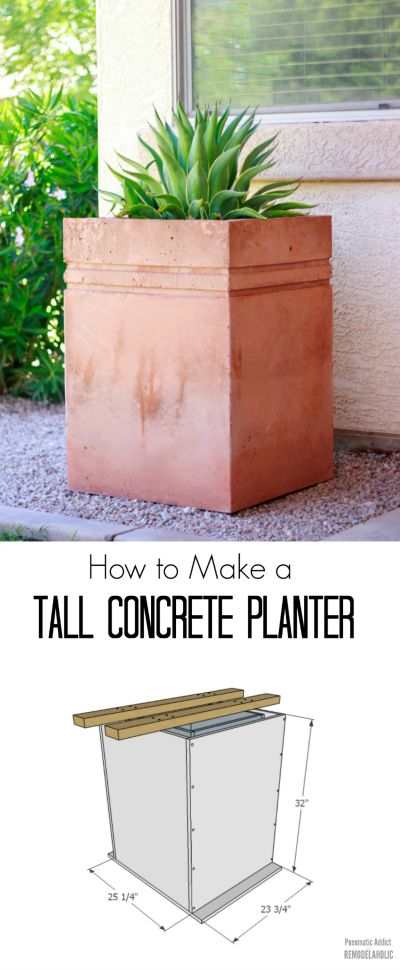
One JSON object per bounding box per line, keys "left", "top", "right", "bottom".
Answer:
{"left": 104, "top": 693, "right": 280, "bottom": 740}
{"left": 73, "top": 688, "right": 244, "bottom": 728}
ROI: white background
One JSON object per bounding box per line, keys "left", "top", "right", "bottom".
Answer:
{"left": 0, "top": 541, "right": 398, "bottom": 970}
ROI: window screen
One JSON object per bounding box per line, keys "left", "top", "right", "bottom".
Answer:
{"left": 190, "top": 0, "right": 400, "bottom": 111}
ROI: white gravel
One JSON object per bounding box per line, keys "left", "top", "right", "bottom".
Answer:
{"left": 1, "top": 397, "right": 400, "bottom": 541}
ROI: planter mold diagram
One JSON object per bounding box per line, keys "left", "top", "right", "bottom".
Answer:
{"left": 64, "top": 217, "right": 333, "bottom": 513}
{"left": 74, "top": 687, "right": 292, "bottom": 923}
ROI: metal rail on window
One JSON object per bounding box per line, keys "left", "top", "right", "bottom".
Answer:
{"left": 171, "top": 0, "right": 193, "bottom": 110}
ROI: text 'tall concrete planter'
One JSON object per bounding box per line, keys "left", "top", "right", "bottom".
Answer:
{"left": 63, "top": 217, "right": 333, "bottom": 512}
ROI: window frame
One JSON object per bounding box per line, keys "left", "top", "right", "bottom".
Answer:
{"left": 172, "top": 0, "right": 400, "bottom": 119}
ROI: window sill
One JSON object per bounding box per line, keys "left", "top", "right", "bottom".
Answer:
{"left": 250, "top": 117, "right": 400, "bottom": 182}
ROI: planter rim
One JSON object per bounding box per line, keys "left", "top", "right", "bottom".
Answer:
{"left": 64, "top": 214, "right": 330, "bottom": 228}
{"left": 63, "top": 213, "right": 332, "bottom": 274}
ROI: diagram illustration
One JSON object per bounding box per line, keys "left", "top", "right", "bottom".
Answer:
{"left": 73, "top": 687, "right": 314, "bottom": 942}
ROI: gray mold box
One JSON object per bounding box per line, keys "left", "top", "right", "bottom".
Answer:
{"left": 101, "top": 710, "right": 285, "bottom": 919}
{"left": 167, "top": 708, "right": 264, "bottom": 737}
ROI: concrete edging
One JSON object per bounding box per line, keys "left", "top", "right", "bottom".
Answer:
{"left": 1, "top": 503, "right": 399, "bottom": 543}
{"left": 324, "top": 506, "right": 400, "bottom": 541}
{"left": 0, "top": 505, "right": 213, "bottom": 542}
{"left": 334, "top": 429, "right": 400, "bottom": 453}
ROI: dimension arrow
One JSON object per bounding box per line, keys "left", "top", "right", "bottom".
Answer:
{"left": 280, "top": 864, "right": 313, "bottom": 883}
{"left": 302, "top": 721, "right": 314, "bottom": 797}
{"left": 131, "top": 900, "right": 165, "bottom": 930}
{"left": 205, "top": 922, "right": 236, "bottom": 944}
{"left": 282, "top": 712, "right": 315, "bottom": 722}
{"left": 163, "top": 915, "right": 189, "bottom": 933}
{"left": 285, "top": 881, "right": 312, "bottom": 904}
{"left": 87, "top": 859, "right": 110, "bottom": 871}
{"left": 292, "top": 808, "right": 303, "bottom": 871}
{"left": 88, "top": 869, "right": 115, "bottom": 890}
{"left": 235, "top": 912, "right": 269, "bottom": 941}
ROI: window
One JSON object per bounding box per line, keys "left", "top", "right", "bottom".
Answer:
{"left": 177, "top": 0, "right": 400, "bottom": 113}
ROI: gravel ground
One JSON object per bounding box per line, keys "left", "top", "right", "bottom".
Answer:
{"left": 1, "top": 397, "right": 400, "bottom": 541}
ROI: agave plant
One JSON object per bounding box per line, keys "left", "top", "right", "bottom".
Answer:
{"left": 103, "top": 102, "right": 311, "bottom": 220}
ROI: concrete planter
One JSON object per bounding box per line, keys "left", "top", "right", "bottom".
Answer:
{"left": 63, "top": 216, "right": 333, "bottom": 513}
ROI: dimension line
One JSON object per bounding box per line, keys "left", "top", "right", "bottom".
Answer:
{"left": 131, "top": 901, "right": 164, "bottom": 930}
{"left": 280, "top": 864, "right": 313, "bottom": 884}
{"left": 293, "top": 808, "right": 303, "bottom": 870}
{"left": 87, "top": 859, "right": 110, "bottom": 871}
{"left": 282, "top": 712, "right": 316, "bottom": 722}
{"left": 236, "top": 912, "right": 269, "bottom": 941}
{"left": 89, "top": 870, "right": 115, "bottom": 890}
{"left": 205, "top": 921, "right": 236, "bottom": 944}
{"left": 302, "top": 722, "right": 313, "bottom": 796}
{"left": 164, "top": 915, "right": 189, "bottom": 933}
{"left": 285, "top": 882, "right": 312, "bottom": 904}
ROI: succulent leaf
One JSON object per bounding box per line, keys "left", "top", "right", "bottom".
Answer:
{"left": 165, "top": 121, "right": 179, "bottom": 158}
{"left": 239, "top": 135, "right": 278, "bottom": 174}
{"left": 138, "top": 135, "right": 167, "bottom": 187}
{"left": 176, "top": 100, "right": 193, "bottom": 134}
{"left": 218, "top": 107, "right": 251, "bottom": 151}
{"left": 204, "top": 105, "right": 218, "bottom": 166}
{"left": 188, "top": 199, "right": 203, "bottom": 218}
{"left": 186, "top": 160, "right": 208, "bottom": 204}
{"left": 224, "top": 116, "right": 257, "bottom": 154}
{"left": 210, "top": 189, "right": 245, "bottom": 215}
{"left": 154, "top": 192, "right": 185, "bottom": 209}
{"left": 247, "top": 185, "right": 299, "bottom": 210}
{"left": 116, "top": 157, "right": 162, "bottom": 195}
{"left": 158, "top": 202, "right": 186, "bottom": 219}
{"left": 187, "top": 124, "right": 208, "bottom": 173}
{"left": 172, "top": 111, "right": 193, "bottom": 167}
{"left": 234, "top": 160, "right": 277, "bottom": 193}
{"left": 208, "top": 146, "right": 239, "bottom": 196}
{"left": 216, "top": 104, "right": 231, "bottom": 139}
{"left": 121, "top": 204, "right": 161, "bottom": 218}
{"left": 222, "top": 206, "right": 267, "bottom": 219}
{"left": 156, "top": 146, "right": 187, "bottom": 205}
{"left": 148, "top": 123, "right": 175, "bottom": 159}
{"left": 100, "top": 189, "right": 124, "bottom": 204}
{"left": 266, "top": 201, "right": 313, "bottom": 211}
{"left": 251, "top": 179, "right": 299, "bottom": 198}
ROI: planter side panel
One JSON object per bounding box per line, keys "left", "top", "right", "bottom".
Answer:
{"left": 190, "top": 717, "right": 285, "bottom": 912}
{"left": 102, "top": 731, "right": 189, "bottom": 908}
{"left": 64, "top": 287, "right": 232, "bottom": 510}
{"left": 230, "top": 280, "right": 333, "bottom": 511}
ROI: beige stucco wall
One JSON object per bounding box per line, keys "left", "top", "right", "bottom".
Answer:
{"left": 97, "top": 0, "right": 400, "bottom": 436}
{"left": 97, "top": 0, "right": 172, "bottom": 196}
{"left": 298, "top": 181, "right": 400, "bottom": 435}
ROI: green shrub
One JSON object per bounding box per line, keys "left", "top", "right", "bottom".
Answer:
{"left": 105, "top": 101, "right": 310, "bottom": 220}
{"left": 0, "top": 88, "right": 97, "bottom": 401}
{"left": 0, "top": 0, "right": 96, "bottom": 95}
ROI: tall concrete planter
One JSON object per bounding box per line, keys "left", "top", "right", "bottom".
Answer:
{"left": 63, "top": 217, "right": 333, "bottom": 513}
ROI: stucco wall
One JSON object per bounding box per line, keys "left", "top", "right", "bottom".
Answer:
{"left": 97, "top": 0, "right": 400, "bottom": 436}
{"left": 298, "top": 181, "right": 400, "bottom": 435}
{"left": 97, "top": 0, "right": 172, "bottom": 198}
